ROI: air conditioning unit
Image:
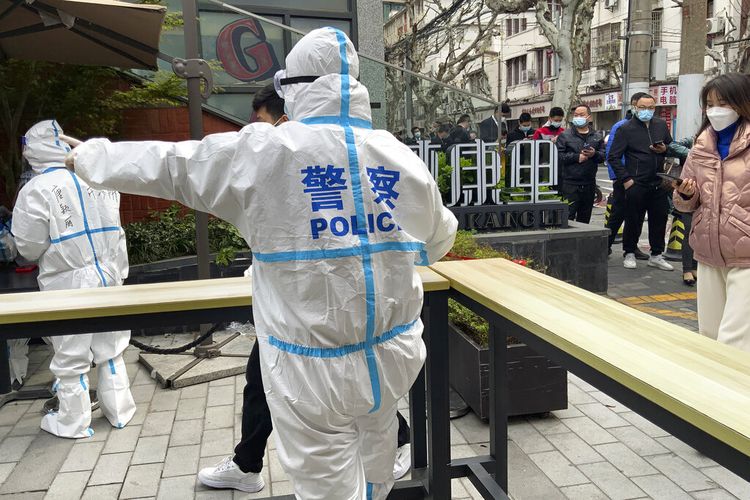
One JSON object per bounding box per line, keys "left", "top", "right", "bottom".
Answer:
{"left": 595, "top": 68, "right": 609, "bottom": 83}
{"left": 604, "top": 0, "right": 618, "bottom": 10}
{"left": 706, "top": 17, "right": 725, "bottom": 35}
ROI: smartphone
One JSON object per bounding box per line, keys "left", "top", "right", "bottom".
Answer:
{"left": 657, "top": 172, "right": 683, "bottom": 185}
{"left": 651, "top": 140, "right": 665, "bottom": 147}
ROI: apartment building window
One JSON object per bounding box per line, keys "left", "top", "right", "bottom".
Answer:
{"left": 506, "top": 55, "right": 527, "bottom": 86}
{"left": 591, "top": 22, "right": 621, "bottom": 65}
{"left": 652, "top": 9, "right": 662, "bottom": 47}
{"left": 545, "top": 0, "right": 563, "bottom": 26}
{"left": 534, "top": 47, "right": 557, "bottom": 78}
{"left": 505, "top": 16, "right": 528, "bottom": 36}
{"left": 467, "top": 71, "right": 487, "bottom": 94}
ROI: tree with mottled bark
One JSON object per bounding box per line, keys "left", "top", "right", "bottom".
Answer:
{"left": 385, "top": 0, "right": 499, "bottom": 130}
{"left": 487, "top": 0, "right": 596, "bottom": 113}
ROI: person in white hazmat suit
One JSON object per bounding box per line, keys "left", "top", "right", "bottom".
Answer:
{"left": 65, "top": 28, "right": 457, "bottom": 499}
{"left": 12, "top": 120, "right": 135, "bottom": 438}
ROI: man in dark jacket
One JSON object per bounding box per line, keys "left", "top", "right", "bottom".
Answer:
{"left": 479, "top": 104, "right": 510, "bottom": 143}
{"left": 556, "top": 104, "right": 605, "bottom": 223}
{"left": 431, "top": 123, "right": 452, "bottom": 153}
{"left": 607, "top": 93, "right": 674, "bottom": 271}
{"left": 507, "top": 112, "right": 535, "bottom": 143}
{"left": 446, "top": 114, "right": 472, "bottom": 148}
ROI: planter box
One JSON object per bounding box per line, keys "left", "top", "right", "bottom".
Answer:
{"left": 449, "top": 323, "right": 567, "bottom": 419}
{"left": 474, "top": 222, "right": 609, "bottom": 294}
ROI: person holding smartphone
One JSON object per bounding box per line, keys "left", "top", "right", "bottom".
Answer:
{"left": 607, "top": 94, "right": 674, "bottom": 271}
{"left": 555, "top": 104, "right": 605, "bottom": 223}
{"left": 673, "top": 73, "right": 750, "bottom": 352}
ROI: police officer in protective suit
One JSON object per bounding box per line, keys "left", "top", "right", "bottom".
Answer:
{"left": 12, "top": 120, "right": 135, "bottom": 438}
{"left": 66, "top": 28, "right": 457, "bottom": 498}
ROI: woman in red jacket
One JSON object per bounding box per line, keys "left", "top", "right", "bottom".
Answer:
{"left": 674, "top": 73, "right": 750, "bottom": 352}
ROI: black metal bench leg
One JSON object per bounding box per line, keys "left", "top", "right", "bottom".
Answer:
{"left": 425, "top": 290, "right": 451, "bottom": 499}
{"left": 409, "top": 366, "right": 427, "bottom": 470}
{"left": 489, "top": 323, "right": 508, "bottom": 493}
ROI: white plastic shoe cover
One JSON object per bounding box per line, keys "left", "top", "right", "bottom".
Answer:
{"left": 97, "top": 355, "right": 136, "bottom": 429}
{"left": 40, "top": 374, "right": 94, "bottom": 438}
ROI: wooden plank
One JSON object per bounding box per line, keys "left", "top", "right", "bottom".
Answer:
{"left": 1, "top": 276, "right": 253, "bottom": 325}
{"left": 418, "top": 267, "right": 450, "bottom": 292}
{"left": 430, "top": 258, "right": 750, "bottom": 457}
{"left": 1, "top": 269, "right": 449, "bottom": 325}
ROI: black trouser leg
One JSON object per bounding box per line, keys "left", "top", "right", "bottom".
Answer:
{"left": 646, "top": 187, "right": 669, "bottom": 256}
{"left": 233, "top": 341, "right": 273, "bottom": 474}
{"left": 623, "top": 184, "right": 647, "bottom": 255}
{"left": 561, "top": 183, "right": 580, "bottom": 221}
{"left": 607, "top": 182, "right": 627, "bottom": 248}
{"left": 680, "top": 212, "right": 697, "bottom": 272}
{"left": 396, "top": 410, "right": 411, "bottom": 448}
{"left": 575, "top": 184, "right": 596, "bottom": 224}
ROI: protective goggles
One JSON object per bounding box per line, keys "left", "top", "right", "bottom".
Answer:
{"left": 273, "top": 69, "right": 320, "bottom": 98}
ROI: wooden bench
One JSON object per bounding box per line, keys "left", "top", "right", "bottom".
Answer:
{"left": 431, "top": 258, "right": 750, "bottom": 497}
{"left": 0, "top": 268, "right": 458, "bottom": 499}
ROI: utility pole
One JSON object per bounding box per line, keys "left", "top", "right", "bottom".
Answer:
{"left": 625, "top": 0, "right": 653, "bottom": 102}
{"left": 676, "top": 0, "right": 707, "bottom": 140}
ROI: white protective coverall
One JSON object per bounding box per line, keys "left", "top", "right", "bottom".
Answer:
{"left": 70, "top": 29, "right": 457, "bottom": 499}
{"left": 12, "top": 120, "right": 135, "bottom": 438}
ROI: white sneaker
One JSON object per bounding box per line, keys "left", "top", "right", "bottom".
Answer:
{"left": 198, "top": 457, "right": 265, "bottom": 493}
{"left": 623, "top": 253, "right": 637, "bottom": 269}
{"left": 393, "top": 444, "right": 411, "bottom": 480}
{"left": 648, "top": 254, "right": 674, "bottom": 271}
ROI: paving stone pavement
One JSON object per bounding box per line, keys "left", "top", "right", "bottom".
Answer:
{"left": 1, "top": 211, "right": 743, "bottom": 499}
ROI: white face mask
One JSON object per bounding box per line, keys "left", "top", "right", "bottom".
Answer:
{"left": 706, "top": 106, "right": 740, "bottom": 132}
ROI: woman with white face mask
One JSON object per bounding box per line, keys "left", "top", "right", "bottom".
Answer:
{"left": 674, "top": 73, "right": 750, "bottom": 352}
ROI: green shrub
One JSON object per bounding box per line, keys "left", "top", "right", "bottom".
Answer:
{"left": 124, "top": 205, "right": 248, "bottom": 266}
{"left": 436, "top": 152, "right": 478, "bottom": 198}
{"left": 444, "top": 230, "right": 543, "bottom": 347}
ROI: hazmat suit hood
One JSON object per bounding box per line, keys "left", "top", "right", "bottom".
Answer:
{"left": 22, "top": 120, "right": 71, "bottom": 174}
{"left": 276, "top": 28, "right": 371, "bottom": 124}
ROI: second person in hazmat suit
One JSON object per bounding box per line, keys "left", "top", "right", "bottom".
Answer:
{"left": 66, "top": 28, "right": 457, "bottom": 499}
{"left": 12, "top": 120, "right": 135, "bottom": 438}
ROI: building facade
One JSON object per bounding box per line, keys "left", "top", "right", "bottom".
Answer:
{"left": 383, "top": 0, "right": 749, "bottom": 136}
{"left": 383, "top": 0, "right": 502, "bottom": 132}
{"left": 119, "top": 0, "right": 386, "bottom": 222}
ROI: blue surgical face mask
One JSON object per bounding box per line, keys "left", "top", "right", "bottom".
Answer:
{"left": 520, "top": 125, "right": 531, "bottom": 132}
{"left": 571, "top": 117, "right": 588, "bottom": 127}
{"left": 637, "top": 109, "right": 654, "bottom": 122}
{"left": 549, "top": 120, "right": 563, "bottom": 129}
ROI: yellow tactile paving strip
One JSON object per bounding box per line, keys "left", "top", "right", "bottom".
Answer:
{"left": 617, "top": 292, "right": 697, "bottom": 320}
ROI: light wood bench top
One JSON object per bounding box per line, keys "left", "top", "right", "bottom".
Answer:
{"left": 0, "top": 267, "right": 448, "bottom": 325}
{"left": 431, "top": 258, "right": 750, "bottom": 457}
